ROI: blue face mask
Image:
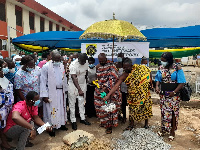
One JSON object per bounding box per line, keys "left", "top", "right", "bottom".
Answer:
{"left": 2, "top": 67, "right": 9, "bottom": 74}
{"left": 89, "top": 64, "right": 95, "bottom": 68}
{"left": 34, "top": 100, "right": 41, "bottom": 106}
{"left": 117, "top": 57, "right": 122, "bottom": 62}
{"left": 15, "top": 61, "right": 21, "bottom": 66}
{"left": 26, "top": 67, "right": 34, "bottom": 72}
{"left": 22, "top": 55, "right": 25, "bottom": 57}
{"left": 73, "top": 58, "right": 76, "bottom": 61}
{"left": 0, "top": 56, "right": 3, "bottom": 59}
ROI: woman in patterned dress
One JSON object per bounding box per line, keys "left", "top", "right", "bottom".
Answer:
{"left": 155, "top": 52, "right": 186, "bottom": 141}
{"left": 14, "top": 55, "right": 39, "bottom": 102}
{"left": 104, "top": 58, "right": 153, "bottom": 130}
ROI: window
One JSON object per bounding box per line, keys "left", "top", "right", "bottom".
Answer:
{"left": 40, "top": 17, "right": 44, "bottom": 32}
{"left": 49, "top": 21, "right": 52, "bottom": 31}
{"left": 15, "top": 6, "right": 22, "bottom": 27}
{"left": 62, "top": 27, "right": 65, "bottom": 31}
{"left": 0, "top": 2, "right": 6, "bottom": 21}
{"left": 29, "top": 12, "right": 34, "bottom": 30}
{"left": 56, "top": 24, "right": 59, "bottom": 31}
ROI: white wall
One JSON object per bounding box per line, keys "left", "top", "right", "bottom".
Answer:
{"left": 22, "top": 8, "right": 30, "bottom": 34}
{"left": 6, "top": 1, "right": 16, "bottom": 38}
{"left": 34, "top": 15, "right": 40, "bottom": 33}
{"left": 44, "top": 19, "right": 49, "bottom": 31}
{"left": 52, "top": 23, "right": 56, "bottom": 31}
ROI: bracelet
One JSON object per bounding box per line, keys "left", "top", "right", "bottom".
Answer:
{"left": 173, "top": 91, "right": 176, "bottom": 95}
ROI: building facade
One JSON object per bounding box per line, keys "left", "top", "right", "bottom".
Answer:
{"left": 0, "top": 0, "right": 82, "bottom": 51}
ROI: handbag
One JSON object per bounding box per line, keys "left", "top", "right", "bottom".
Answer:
{"left": 179, "top": 83, "right": 192, "bottom": 101}
{"left": 175, "top": 65, "right": 192, "bottom": 101}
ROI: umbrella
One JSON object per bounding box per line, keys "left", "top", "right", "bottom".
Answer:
{"left": 79, "top": 13, "right": 146, "bottom": 61}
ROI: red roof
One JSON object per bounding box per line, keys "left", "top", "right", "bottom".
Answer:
{"left": 17, "top": 0, "right": 82, "bottom": 31}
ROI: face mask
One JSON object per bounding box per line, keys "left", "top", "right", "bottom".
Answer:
{"left": 53, "top": 62, "right": 61, "bottom": 66}
{"left": 142, "top": 64, "right": 147, "bottom": 67}
{"left": 26, "top": 67, "right": 34, "bottom": 72}
{"left": 15, "top": 61, "right": 21, "bottom": 66}
{"left": 72, "top": 58, "right": 76, "bottom": 61}
{"left": 9, "top": 68, "right": 15, "bottom": 73}
{"left": 34, "top": 100, "right": 41, "bottom": 106}
{"left": 0, "top": 56, "right": 3, "bottom": 59}
{"left": 89, "top": 64, "right": 95, "bottom": 68}
{"left": 2, "top": 67, "right": 9, "bottom": 74}
{"left": 117, "top": 57, "right": 122, "bottom": 62}
{"left": 161, "top": 61, "right": 168, "bottom": 67}
{"left": 22, "top": 55, "right": 25, "bottom": 57}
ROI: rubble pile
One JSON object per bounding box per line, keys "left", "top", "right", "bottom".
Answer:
{"left": 113, "top": 128, "right": 171, "bottom": 150}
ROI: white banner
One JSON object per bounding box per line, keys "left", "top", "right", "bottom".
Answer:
{"left": 81, "top": 42, "right": 149, "bottom": 58}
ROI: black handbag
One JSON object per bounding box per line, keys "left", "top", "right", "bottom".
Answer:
{"left": 179, "top": 83, "right": 192, "bottom": 101}
{"left": 175, "top": 65, "right": 192, "bottom": 101}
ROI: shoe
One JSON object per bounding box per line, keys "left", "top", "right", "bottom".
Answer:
{"left": 25, "top": 141, "right": 34, "bottom": 147}
{"left": 72, "top": 122, "right": 77, "bottom": 130}
{"left": 59, "top": 125, "right": 68, "bottom": 131}
{"left": 49, "top": 128, "right": 56, "bottom": 137}
{"left": 80, "top": 120, "right": 91, "bottom": 125}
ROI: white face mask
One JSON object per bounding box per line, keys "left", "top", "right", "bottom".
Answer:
{"left": 161, "top": 61, "right": 168, "bottom": 67}
{"left": 9, "top": 68, "right": 15, "bottom": 73}
{"left": 142, "top": 64, "right": 147, "bottom": 67}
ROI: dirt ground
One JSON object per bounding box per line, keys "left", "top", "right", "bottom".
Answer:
{"left": 21, "top": 102, "right": 200, "bottom": 150}
{"left": 23, "top": 66, "right": 200, "bottom": 150}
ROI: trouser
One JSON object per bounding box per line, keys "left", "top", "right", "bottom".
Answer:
{"left": 5, "top": 125, "right": 31, "bottom": 150}
{"left": 85, "top": 84, "right": 96, "bottom": 117}
{"left": 68, "top": 93, "right": 86, "bottom": 123}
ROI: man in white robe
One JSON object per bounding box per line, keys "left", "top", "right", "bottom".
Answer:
{"left": 68, "top": 53, "right": 91, "bottom": 130}
{"left": 40, "top": 50, "right": 68, "bottom": 136}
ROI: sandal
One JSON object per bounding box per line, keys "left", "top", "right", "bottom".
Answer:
{"left": 106, "top": 128, "right": 112, "bottom": 134}
{"left": 124, "top": 125, "right": 134, "bottom": 131}
{"left": 168, "top": 135, "right": 175, "bottom": 141}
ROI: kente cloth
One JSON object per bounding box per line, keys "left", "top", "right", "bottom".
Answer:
{"left": 40, "top": 61, "right": 67, "bottom": 129}
{"left": 94, "top": 61, "right": 121, "bottom": 128}
{"left": 155, "top": 64, "right": 186, "bottom": 133}
{"left": 124, "top": 64, "right": 153, "bottom": 122}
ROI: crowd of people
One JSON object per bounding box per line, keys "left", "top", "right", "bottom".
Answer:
{"left": 0, "top": 50, "right": 186, "bottom": 150}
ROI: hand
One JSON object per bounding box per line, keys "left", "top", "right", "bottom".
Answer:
{"left": 46, "top": 126, "right": 53, "bottom": 132}
{"left": 0, "top": 114, "right": 2, "bottom": 121}
{"left": 43, "top": 97, "right": 49, "bottom": 103}
{"left": 155, "top": 86, "right": 160, "bottom": 94}
{"left": 78, "top": 89, "right": 84, "bottom": 97}
{"left": 168, "top": 92, "right": 175, "bottom": 97}
{"left": 30, "top": 130, "right": 36, "bottom": 140}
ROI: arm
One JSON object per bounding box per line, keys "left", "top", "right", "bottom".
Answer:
{"left": 155, "top": 81, "right": 160, "bottom": 94}
{"left": 33, "top": 115, "right": 45, "bottom": 127}
{"left": 71, "top": 74, "right": 84, "bottom": 97}
{"left": 12, "top": 111, "right": 33, "bottom": 130}
{"left": 103, "top": 73, "right": 128, "bottom": 101}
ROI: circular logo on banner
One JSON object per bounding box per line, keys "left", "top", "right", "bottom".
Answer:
{"left": 86, "top": 45, "right": 97, "bottom": 57}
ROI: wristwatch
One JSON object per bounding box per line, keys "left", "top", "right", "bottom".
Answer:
{"left": 173, "top": 91, "right": 176, "bottom": 95}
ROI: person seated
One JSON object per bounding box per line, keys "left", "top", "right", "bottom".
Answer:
{"left": 4, "top": 91, "right": 52, "bottom": 150}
